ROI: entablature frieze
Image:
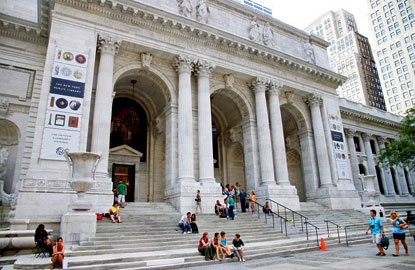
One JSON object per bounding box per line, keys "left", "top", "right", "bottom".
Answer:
{"left": 340, "top": 108, "right": 402, "bottom": 130}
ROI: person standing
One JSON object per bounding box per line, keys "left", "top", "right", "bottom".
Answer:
{"left": 389, "top": 210, "right": 409, "bottom": 256}
{"left": 228, "top": 195, "right": 235, "bottom": 220}
{"left": 239, "top": 189, "right": 247, "bottom": 213}
{"left": 195, "top": 189, "right": 202, "bottom": 214}
{"left": 116, "top": 180, "right": 127, "bottom": 208}
{"left": 365, "top": 209, "right": 386, "bottom": 256}
{"left": 249, "top": 191, "right": 256, "bottom": 213}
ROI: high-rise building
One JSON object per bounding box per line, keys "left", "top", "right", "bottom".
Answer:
{"left": 233, "top": 0, "right": 272, "bottom": 15}
{"left": 305, "top": 9, "right": 386, "bottom": 110}
{"left": 367, "top": 0, "right": 415, "bottom": 115}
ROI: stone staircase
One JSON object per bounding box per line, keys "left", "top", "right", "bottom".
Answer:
{"left": 10, "top": 201, "right": 383, "bottom": 269}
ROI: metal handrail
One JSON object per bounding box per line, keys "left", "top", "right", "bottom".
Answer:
{"left": 344, "top": 223, "right": 367, "bottom": 247}
{"left": 266, "top": 198, "right": 309, "bottom": 232}
{"left": 251, "top": 200, "right": 289, "bottom": 236}
{"left": 304, "top": 220, "right": 320, "bottom": 246}
{"left": 324, "top": 220, "right": 342, "bottom": 244}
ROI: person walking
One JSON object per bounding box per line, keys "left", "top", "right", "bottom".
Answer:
{"left": 116, "top": 180, "right": 127, "bottom": 208}
{"left": 365, "top": 209, "right": 386, "bottom": 256}
{"left": 389, "top": 210, "right": 409, "bottom": 256}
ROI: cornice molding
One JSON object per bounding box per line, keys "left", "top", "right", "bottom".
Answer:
{"left": 52, "top": 0, "right": 345, "bottom": 86}
{"left": 340, "top": 108, "right": 402, "bottom": 129}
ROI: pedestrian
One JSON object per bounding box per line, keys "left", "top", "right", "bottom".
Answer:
{"left": 195, "top": 189, "right": 202, "bottom": 214}
{"left": 239, "top": 189, "right": 247, "bottom": 213}
{"left": 116, "top": 180, "right": 127, "bottom": 208}
{"left": 249, "top": 191, "right": 256, "bottom": 213}
{"left": 232, "top": 233, "right": 245, "bottom": 262}
{"left": 389, "top": 210, "right": 409, "bottom": 256}
{"left": 365, "top": 209, "right": 386, "bottom": 256}
{"left": 228, "top": 195, "right": 235, "bottom": 220}
{"left": 178, "top": 212, "right": 192, "bottom": 234}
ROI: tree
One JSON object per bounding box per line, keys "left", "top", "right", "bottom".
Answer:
{"left": 377, "top": 107, "right": 415, "bottom": 170}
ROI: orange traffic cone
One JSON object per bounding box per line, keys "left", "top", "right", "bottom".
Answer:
{"left": 319, "top": 238, "right": 327, "bottom": 251}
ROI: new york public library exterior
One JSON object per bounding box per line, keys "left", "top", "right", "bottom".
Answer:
{"left": 1, "top": 0, "right": 414, "bottom": 246}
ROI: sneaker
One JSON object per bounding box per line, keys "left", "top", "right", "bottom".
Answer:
{"left": 187, "top": 231, "right": 192, "bottom": 234}
{"left": 242, "top": 258, "right": 245, "bottom": 262}
{"left": 183, "top": 232, "right": 186, "bottom": 234}
{"left": 238, "top": 258, "right": 242, "bottom": 262}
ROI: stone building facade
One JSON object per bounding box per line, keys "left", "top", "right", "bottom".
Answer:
{"left": 0, "top": 0, "right": 414, "bottom": 228}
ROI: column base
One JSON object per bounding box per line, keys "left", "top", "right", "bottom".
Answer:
{"left": 255, "top": 184, "right": 300, "bottom": 211}
{"left": 60, "top": 212, "right": 96, "bottom": 247}
{"left": 312, "top": 185, "right": 361, "bottom": 210}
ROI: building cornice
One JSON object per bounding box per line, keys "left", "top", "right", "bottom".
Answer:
{"left": 53, "top": 0, "right": 345, "bottom": 86}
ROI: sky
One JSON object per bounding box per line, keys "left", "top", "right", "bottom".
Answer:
{"left": 261, "top": 0, "right": 372, "bottom": 38}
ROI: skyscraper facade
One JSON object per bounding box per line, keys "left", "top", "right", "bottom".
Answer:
{"left": 367, "top": 0, "right": 415, "bottom": 115}
{"left": 305, "top": 10, "right": 386, "bottom": 110}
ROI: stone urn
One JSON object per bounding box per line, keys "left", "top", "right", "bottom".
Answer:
{"left": 64, "top": 150, "right": 101, "bottom": 211}
{"left": 362, "top": 174, "right": 377, "bottom": 202}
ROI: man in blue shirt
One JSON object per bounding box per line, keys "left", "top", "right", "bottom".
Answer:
{"left": 365, "top": 209, "right": 386, "bottom": 256}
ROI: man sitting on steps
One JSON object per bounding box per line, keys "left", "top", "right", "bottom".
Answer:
{"left": 178, "top": 212, "right": 192, "bottom": 234}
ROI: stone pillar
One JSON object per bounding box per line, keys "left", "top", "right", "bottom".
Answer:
{"left": 396, "top": 166, "right": 410, "bottom": 195}
{"left": 173, "top": 55, "right": 194, "bottom": 183}
{"left": 304, "top": 95, "right": 332, "bottom": 187}
{"left": 362, "top": 133, "right": 380, "bottom": 192}
{"left": 377, "top": 136, "right": 396, "bottom": 195}
{"left": 268, "top": 81, "right": 290, "bottom": 186}
{"left": 345, "top": 129, "right": 362, "bottom": 192}
{"left": 90, "top": 35, "right": 120, "bottom": 179}
{"left": 194, "top": 59, "right": 215, "bottom": 184}
{"left": 250, "top": 78, "right": 276, "bottom": 186}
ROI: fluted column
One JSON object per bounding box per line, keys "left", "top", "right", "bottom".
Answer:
{"left": 173, "top": 55, "right": 194, "bottom": 182}
{"left": 345, "top": 128, "right": 362, "bottom": 191}
{"left": 377, "top": 136, "right": 396, "bottom": 195}
{"left": 305, "top": 95, "right": 332, "bottom": 186}
{"left": 268, "top": 82, "right": 290, "bottom": 186}
{"left": 250, "top": 78, "right": 276, "bottom": 186}
{"left": 194, "top": 59, "right": 215, "bottom": 184}
{"left": 91, "top": 35, "right": 121, "bottom": 178}
{"left": 396, "top": 165, "right": 410, "bottom": 195}
{"left": 362, "top": 133, "right": 380, "bottom": 192}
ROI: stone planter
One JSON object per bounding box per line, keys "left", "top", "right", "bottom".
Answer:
{"left": 64, "top": 150, "right": 101, "bottom": 211}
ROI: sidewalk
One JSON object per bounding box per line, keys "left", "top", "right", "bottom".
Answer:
{"left": 187, "top": 240, "right": 415, "bottom": 270}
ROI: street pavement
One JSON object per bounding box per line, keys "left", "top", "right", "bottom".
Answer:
{"left": 187, "top": 239, "right": 415, "bottom": 270}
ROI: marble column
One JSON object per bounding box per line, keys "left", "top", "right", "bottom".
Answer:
{"left": 377, "top": 136, "right": 396, "bottom": 195}
{"left": 396, "top": 165, "right": 410, "bottom": 195}
{"left": 361, "top": 133, "right": 380, "bottom": 192}
{"left": 304, "top": 95, "right": 332, "bottom": 187}
{"left": 173, "top": 55, "right": 194, "bottom": 183}
{"left": 194, "top": 59, "right": 215, "bottom": 184}
{"left": 91, "top": 35, "right": 121, "bottom": 178}
{"left": 250, "top": 77, "right": 276, "bottom": 186}
{"left": 345, "top": 128, "right": 362, "bottom": 192}
{"left": 268, "top": 81, "right": 290, "bottom": 186}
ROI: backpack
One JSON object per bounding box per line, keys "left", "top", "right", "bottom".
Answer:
{"left": 380, "top": 236, "right": 389, "bottom": 250}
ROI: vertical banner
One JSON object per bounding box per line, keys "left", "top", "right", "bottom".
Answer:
{"left": 329, "top": 113, "right": 351, "bottom": 179}
{"left": 40, "top": 48, "right": 88, "bottom": 160}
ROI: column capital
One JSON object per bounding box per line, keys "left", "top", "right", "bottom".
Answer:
{"left": 377, "top": 136, "right": 387, "bottom": 145}
{"left": 268, "top": 81, "right": 283, "bottom": 96}
{"left": 304, "top": 95, "right": 321, "bottom": 108}
{"left": 172, "top": 54, "right": 193, "bottom": 73}
{"left": 361, "top": 132, "right": 372, "bottom": 142}
{"left": 344, "top": 128, "right": 356, "bottom": 138}
{"left": 248, "top": 77, "right": 269, "bottom": 94}
{"left": 193, "top": 59, "right": 215, "bottom": 77}
{"left": 97, "top": 34, "right": 121, "bottom": 55}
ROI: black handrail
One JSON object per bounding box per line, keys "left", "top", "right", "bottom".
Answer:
{"left": 266, "top": 198, "right": 309, "bottom": 232}
{"left": 304, "top": 220, "right": 320, "bottom": 246}
{"left": 344, "top": 223, "right": 367, "bottom": 247}
{"left": 251, "top": 200, "right": 289, "bottom": 236}
{"left": 324, "top": 220, "right": 341, "bottom": 244}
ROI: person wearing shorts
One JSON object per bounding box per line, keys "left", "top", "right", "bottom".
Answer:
{"left": 365, "top": 209, "right": 386, "bottom": 256}
{"left": 389, "top": 210, "right": 408, "bottom": 256}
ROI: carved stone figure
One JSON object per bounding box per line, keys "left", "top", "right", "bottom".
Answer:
{"left": 304, "top": 41, "right": 315, "bottom": 64}
{"left": 196, "top": 0, "right": 210, "bottom": 24}
{"left": 178, "top": 0, "right": 193, "bottom": 18}
{"left": 223, "top": 74, "right": 234, "bottom": 89}
{"left": 248, "top": 16, "right": 261, "bottom": 42}
{"left": 0, "top": 144, "right": 9, "bottom": 179}
{"left": 262, "top": 22, "right": 273, "bottom": 46}
{"left": 140, "top": 52, "right": 153, "bottom": 69}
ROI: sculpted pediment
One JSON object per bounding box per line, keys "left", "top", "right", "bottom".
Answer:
{"left": 109, "top": 144, "right": 143, "bottom": 158}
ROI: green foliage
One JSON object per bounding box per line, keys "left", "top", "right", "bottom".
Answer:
{"left": 378, "top": 108, "right": 415, "bottom": 170}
